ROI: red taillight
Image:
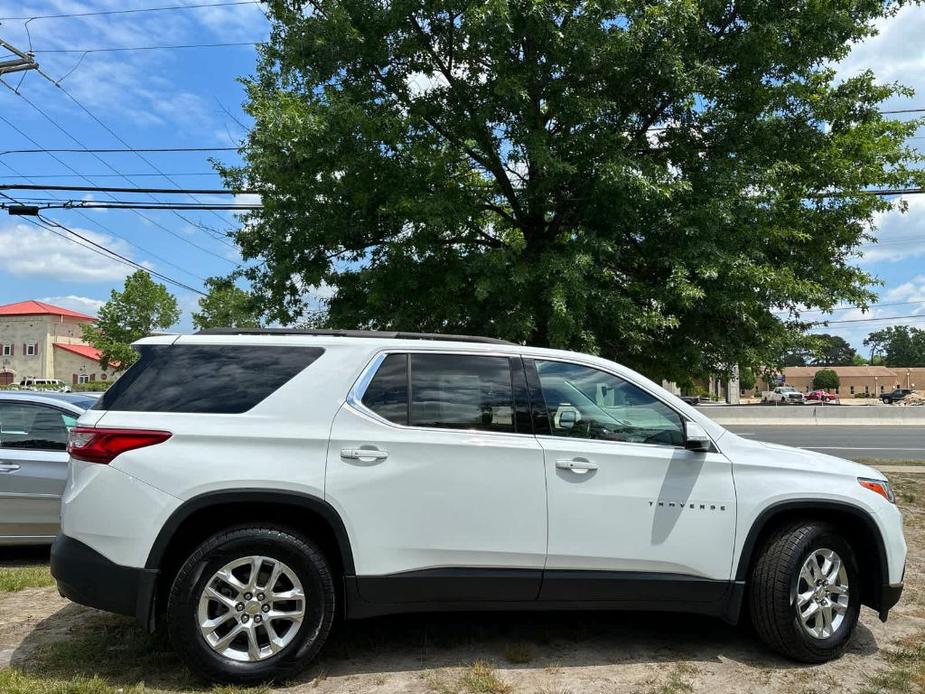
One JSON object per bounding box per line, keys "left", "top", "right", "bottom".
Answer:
{"left": 67, "top": 426, "right": 171, "bottom": 464}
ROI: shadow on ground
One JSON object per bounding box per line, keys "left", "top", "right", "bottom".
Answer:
{"left": 0, "top": 546, "right": 50, "bottom": 567}
{"left": 9, "top": 600, "right": 880, "bottom": 690}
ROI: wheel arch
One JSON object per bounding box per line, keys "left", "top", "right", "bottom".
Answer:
{"left": 143, "top": 489, "right": 355, "bottom": 630}
{"left": 735, "top": 499, "right": 888, "bottom": 611}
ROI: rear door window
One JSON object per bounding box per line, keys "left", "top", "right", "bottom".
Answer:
{"left": 360, "top": 353, "right": 520, "bottom": 433}
{"left": 410, "top": 354, "right": 515, "bottom": 432}
{"left": 96, "top": 345, "right": 324, "bottom": 413}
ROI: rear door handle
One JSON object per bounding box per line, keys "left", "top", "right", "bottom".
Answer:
{"left": 555, "top": 458, "right": 598, "bottom": 473}
{"left": 340, "top": 448, "right": 389, "bottom": 462}
{"left": 0, "top": 463, "right": 21, "bottom": 473}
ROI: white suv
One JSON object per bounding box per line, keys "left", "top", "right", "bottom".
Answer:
{"left": 51, "top": 330, "right": 906, "bottom": 684}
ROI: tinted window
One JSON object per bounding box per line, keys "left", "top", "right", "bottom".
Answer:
{"left": 361, "top": 354, "right": 409, "bottom": 425}
{"left": 535, "top": 360, "right": 684, "bottom": 446}
{"left": 0, "top": 403, "right": 71, "bottom": 451}
{"left": 410, "top": 354, "right": 514, "bottom": 432}
{"left": 96, "top": 345, "right": 324, "bottom": 413}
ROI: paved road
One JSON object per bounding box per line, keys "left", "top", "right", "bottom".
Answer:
{"left": 725, "top": 425, "right": 925, "bottom": 462}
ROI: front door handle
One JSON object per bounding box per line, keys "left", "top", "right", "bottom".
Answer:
{"left": 555, "top": 458, "right": 598, "bottom": 473}
{"left": 340, "top": 448, "right": 389, "bottom": 462}
{"left": 0, "top": 463, "right": 21, "bottom": 473}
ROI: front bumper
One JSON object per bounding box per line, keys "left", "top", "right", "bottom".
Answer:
{"left": 50, "top": 533, "right": 158, "bottom": 629}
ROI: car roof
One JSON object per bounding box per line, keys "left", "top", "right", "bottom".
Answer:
{"left": 0, "top": 391, "right": 92, "bottom": 411}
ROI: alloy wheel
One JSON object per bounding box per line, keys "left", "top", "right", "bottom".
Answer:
{"left": 197, "top": 555, "right": 306, "bottom": 662}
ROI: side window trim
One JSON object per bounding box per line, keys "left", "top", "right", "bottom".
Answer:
{"left": 521, "top": 358, "right": 551, "bottom": 437}
{"left": 349, "top": 350, "right": 533, "bottom": 437}
{"left": 528, "top": 357, "right": 690, "bottom": 449}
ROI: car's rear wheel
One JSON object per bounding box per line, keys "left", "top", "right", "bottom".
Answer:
{"left": 167, "top": 526, "right": 335, "bottom": 684}
{"left": 749, "top": 522, "right": 860, "bottom": 663}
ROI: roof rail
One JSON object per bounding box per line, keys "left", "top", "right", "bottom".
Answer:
{"left": 195, "top": 327, "right": 517, "bottom": 345}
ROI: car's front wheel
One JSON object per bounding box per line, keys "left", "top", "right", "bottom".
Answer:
{"left": 749, "top": 522, "right": 860, "bottom": 662}
{"left": 167, "top": 526, "right": 335, "bottom": 684}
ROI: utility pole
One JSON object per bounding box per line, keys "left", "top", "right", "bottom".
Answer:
{"left": 0, "top": 37, "right": 38, "bottom": 77}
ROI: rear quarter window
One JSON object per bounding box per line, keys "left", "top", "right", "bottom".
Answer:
{"left": 96, "top": 344, "right": 324, "bottom": 413}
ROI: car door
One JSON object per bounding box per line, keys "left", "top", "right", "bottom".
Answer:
{"left": 0, "top": 401, "right": 75, "bottom": 541}
{"left": 326, "top": 351, "right": 547, "bottom": 604}
{"left": 526, "top": 358, "right": 737, "bottom": 604}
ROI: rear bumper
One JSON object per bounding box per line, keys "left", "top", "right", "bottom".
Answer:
{"left": 50, "top": 533, "right": 158, "bottom": 629}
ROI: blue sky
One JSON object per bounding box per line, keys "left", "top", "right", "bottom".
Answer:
{"left": 1, "top": 1, "right": 924, "bottom": 352}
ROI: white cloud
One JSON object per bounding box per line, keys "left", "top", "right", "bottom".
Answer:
{"left": 0, "top": 0, "right": 267, "bottom": 138}
{"left": 308, "top": 280, "right": 336, "bottom": 301}
{"left": 405, "top": 71, "right": 449, "bottom": 97}
{"left": 860, "top": 196, "right": 925, "bottom": 264}
{"left": 40, "top": 295, "right": 105, "bottom": 316}
{"left": 0, "top": 221, "right": 135, "bottom": 282}
{"left": 883, "top": 275, "right": 925, "bottom": 303}
{"left": 836, "top": 4, "right": 925, "bottom": 112}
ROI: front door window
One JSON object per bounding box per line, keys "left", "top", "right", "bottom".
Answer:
{"left": 535, "top": 360, "right": 684, "bottom": 446}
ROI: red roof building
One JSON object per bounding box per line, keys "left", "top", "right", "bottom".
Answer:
{"left": 0, "top": 300, "right": 116, "bottom": 386}
{"left": 0, "top": 299, "right": 96, "bottom": 321}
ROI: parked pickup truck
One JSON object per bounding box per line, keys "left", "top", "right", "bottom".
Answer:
{"left": 881, "top": 388, "right": 913, "bottom": 405}
{"left": 762, "top": 386, "right": 805, "bottom": 404}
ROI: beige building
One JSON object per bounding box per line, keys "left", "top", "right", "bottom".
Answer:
{"left": 0, "top": 300, "right": 118, "bottom": 385}
{"left": 748, "top": 365, "right": 925, "bottom": 398}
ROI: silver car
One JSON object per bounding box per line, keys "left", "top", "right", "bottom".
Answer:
{"left": 0, "top": 392, "right": 95, "bottom": 545}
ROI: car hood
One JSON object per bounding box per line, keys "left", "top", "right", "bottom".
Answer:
{"left": 715, "top": 430, "right": 886, "bottom": 480}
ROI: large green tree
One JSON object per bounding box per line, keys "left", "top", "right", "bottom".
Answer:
{"left": 223, "top": 0, "right": 923, "bottom": 380}
{"left": 809, "top": 334, "right": 858, "bottom": 366}
{"left": 192, "top": 278, "right": 262, "bottom": 330}
{"left": 864, "top": 326, "right": 925, "bottom": 366}
{"left": 82, "top": 271, "right": 181, "bottom": 371}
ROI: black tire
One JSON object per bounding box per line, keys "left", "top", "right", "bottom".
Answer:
{"left": 167, "top": 526, "right": 335, "bottom": 684}
{"left": 748, "top": 521, "right": 860, "bottom": 663}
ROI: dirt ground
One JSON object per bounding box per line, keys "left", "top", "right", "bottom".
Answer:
{"left": 1, "top": 473, "right": 923, "bottom": 694}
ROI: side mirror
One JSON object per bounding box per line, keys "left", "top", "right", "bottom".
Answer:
{"left": 684, "top": 421, "right": 712, "bottom": 452}
{"left": 558, "top": 409, "right": 578, "bottom": 430}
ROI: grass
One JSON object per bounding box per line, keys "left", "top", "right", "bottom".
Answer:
{"left": 651, "top": 663, "right": 697, "bottom": 694}
{"left": 861, "top": 633, "right": 925, "bottom": 693}
{"left": 458, "top": 661, "right": 512, "bottom": 694}
{"left": 426, "top": 662, "right": 512, "bottom": 694}
{"left": 0, "top": 565, "right": 54, "bottom": 592}
{"left": 0, "top": 669, "right": 268, "bottom": 694}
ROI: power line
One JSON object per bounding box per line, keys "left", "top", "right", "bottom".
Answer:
{"left": 39, "top": 75, "right": 242, "bottom": 237}
{"left": 7, "top": 200, "right": 262, "bottom": 210}
{"left": 0, "top": 159, "right": 208, "bottom": 282}
{"left": 35, "top": 214, "right": 207, "bottom": 296}
{"left": 0, "top": 108, "right": 237, "bottom": 264}
{"left": 0, "top": 147, "right": 238, "bottom": 155}
{"left": 0, "top": 1, "right": 261, "bottom": 21}
{"left": 2, "top": 183, "right": 255, "bottom": 195}
{"left": 824, "top": 313, "right": 925, "bottom": 325}
{"left": 0, "top": 171, "right": 222, "bottom": 179}
{"left": 0, "top": 79, "right": 239, "bottom": 254}
{"left": 1, "top": 190, "right": 206, "bottom": 295}
{"left": 774, "top": 299, "right": 925, "bottom": 317}
{"left": 880, "top": 107, "right": 925, "bottom": 115}
{"left": 31, "top": 41, "right": 258, "bottom": 54}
